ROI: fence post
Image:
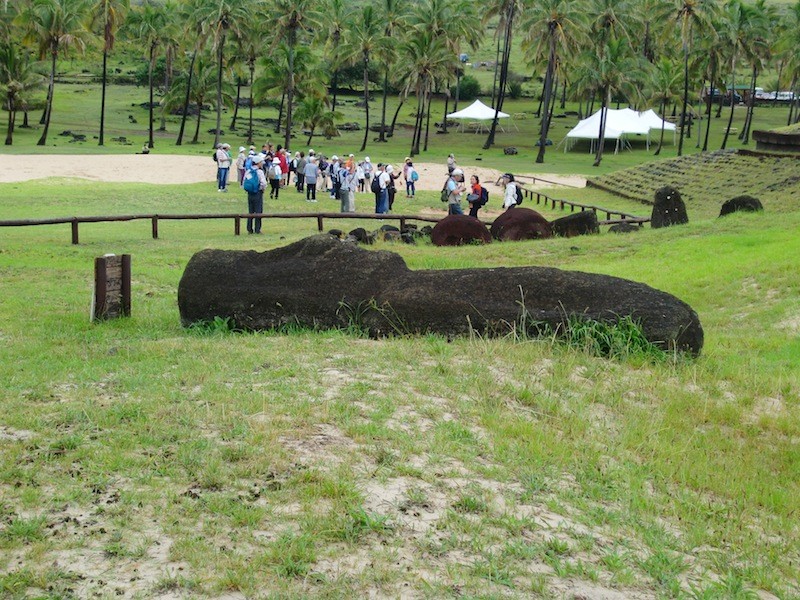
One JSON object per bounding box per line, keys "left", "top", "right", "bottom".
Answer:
{"left": 536, "top": 193, "right": 541, "bottom": 204}
{"left": 559, "top": 200, "right": 564, "bottom": 210}
{"left": 399, "top": 217, "right": 406, "bottom": 231}
{"left": 71, "top": 219, "right": 79, "bottom": 245}
{"left": 317, "top": 215, "right": 324, "bottom": 232}
{"left": 234, "top": 216, "right": 241, "bottom": 236}
{"left": 151, "top": 216, "right": 159, "bottom": 240}
{"left": 606, "top": 212, "right": 612, "bottom": 220}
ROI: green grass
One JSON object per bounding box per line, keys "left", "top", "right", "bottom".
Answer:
{"left": 0, "top": 176, "right": 798, "bottom": 597}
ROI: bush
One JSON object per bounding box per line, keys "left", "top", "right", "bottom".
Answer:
{"left": 453, "top": 75, "right": 480, "bottom": 101}
{"left": 508, "top": 81, "right": 523, "bottom": 100}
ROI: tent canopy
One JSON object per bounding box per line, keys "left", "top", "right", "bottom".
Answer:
{"left": 563, "top": 107, "right": 677, "bottom": 153}
{"left": 447, "top": 99, "right": 509, "bottom": 120}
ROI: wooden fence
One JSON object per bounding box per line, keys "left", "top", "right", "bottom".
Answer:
{"left": 0, "top": 189, "right": 647, "bottom": 244}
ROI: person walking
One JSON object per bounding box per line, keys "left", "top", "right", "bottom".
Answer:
{"left": 268, "top": 157, "right": 282, "bottom": 199}
{"left": 446, "top": 168, "right": 466, "bottom": 215}
{"left": 243, "top": 153, "right": 267, "bottom": 234}
{"left": 235, "top": 146, "right": 246, "bottom": 186}
{"left": 216, "top": 143, "right": 232, "bottom": 192}
{"left": 404, "top": 158, "right": 417, "bottom": 198}
{"left": 502, "top": 173, "right": 518, "bottom": 210}
{"left": 304, "top": 157, "right": 319, "bottom": 202}
{"left": 467, "top": 174, "right": 486, "bottom": 218}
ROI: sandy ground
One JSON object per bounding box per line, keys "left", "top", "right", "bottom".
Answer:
{"left": 0, "top": 154, "right": 585, "bottom": 190}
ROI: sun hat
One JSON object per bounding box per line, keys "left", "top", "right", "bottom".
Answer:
{"left": 365, "top": 156, "right": 370, "bottom": 162}
{"left": 252, "top": 154, "right": 265, "bottom": 165}
{"left": 349, "top": 153, "right": 354, "bottom": 157}
{"left": 451, "top": 168, "right": 464, "bottom": 176}
{"left": 248, "top": 150, "right": 255, "bottom": 156}
{"left": 238, "top": 146, "right": 245, "bottom": 152}
{"left": 272, "top": 157, "right": 280, "bottom": 164}
{"left": 386, "top": 165, "right": 393, "bottom": 174}
{"left": 222, "top": 143, "right": 230, "bottom": 149}
{"left": 331, "top": 155, "right": 339, "bottom": 161}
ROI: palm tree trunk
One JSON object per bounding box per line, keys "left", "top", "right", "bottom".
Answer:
{"left": 536, "top": 33, "right": 557, "bottom": 164}
{"left": 423, "top": 91, "right": 432, "bottom": 151}
{"left": 331, "top": 70, "right": 338, "bottom": 111}
{"left": 193, "top": 101, "right": 202, "bottom": 143}
{"left": 21, "top": 110, "right": 28, "bottom": 128}
{"left": 231, "top": 79, "right": 241, "bottom": 130}
{"left": 389, "top": 98, "right": 404, "bottom": 137}
{"left": 721, "top": 59, "right": 736, "bottom": 150}
{"left": 593, "top": 87, "right": 609, "bottom": 167}
{"left": 214, "top": 32, "right": 225, "bottom": 149}
{"left": 99, "top": 46, "right": 108, "bottom": 146}
{"left": 490, "top": 37, "right": 501, "bottom": 108}
{"left": 442, "top": 91, "right": 449, "bottom": 134}
{"left": 411, "top": 92, "right": 423, "bottom": 156}
{"left": 360, "top": 55, "right": 369, "bottom": 152}
{"left": 678, "top": 39, "right": 689, "bottom": 156}
{"left": 788, "top": 75, "right": 798, "bottom": 126}
{"left": 5, "top": 95, "right": 15, "bottom": 145}
{"left": 655, "top": 99, "right": 665, "bottom": 155}
{"left": 307, "top": 126, "right": 315, "bottom": 146}
{"left": 285, "top": 41, "right": 295, "bottom": 150}
{"left": 484, "top": 11, "right": 514, "bottom": 149}
{"left": 37, "top": 49, "right": 57, "bottom": 146}
{"left": 248, "top": 63, "right": 254, "bottom": 145}
{"left": 148, "top": 45, "right": 155, "bottom": 148}
{"left": 276, "top": 91, "right": 285, "bottom": 134}
{"left": 703, "top": 64, "right": 716, "bottom": 151}
{"left": 176, "top": 49, "right": 197, "bottom": 146}
{"left": 454, "top": 69, "right": 462, "bottom": 112}
{"left": 741, "top": 65, "right": 757, "bottom": 144}
{"left": 378, "top": 69, "right": 389, "bottom": 142}
{"left": 159, "top": 46, "right": 172, "bottom": 131}
{"left": 560, "top": 78, "right": 567, "bottom": 109}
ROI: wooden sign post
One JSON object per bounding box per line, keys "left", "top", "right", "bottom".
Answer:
{"left": 92, "top": 254, "right": 131, "bottom": 322}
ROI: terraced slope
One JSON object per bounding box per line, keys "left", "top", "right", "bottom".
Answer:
{"left": 587, "top": 149, "right": 800, "bottom": 217}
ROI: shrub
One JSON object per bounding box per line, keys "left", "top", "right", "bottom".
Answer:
{"left": 453, "top": 75, "right": 480, "bottom": 101}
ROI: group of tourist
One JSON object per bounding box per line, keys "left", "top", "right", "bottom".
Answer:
{"left": 215, "top": 144, "right": 520, "bottom": 234}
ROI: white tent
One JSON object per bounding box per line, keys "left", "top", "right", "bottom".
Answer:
{"left": 562, "top": 108, "right": 676, "bottom": 153}
{"left": 447, "top": 99, "right": 511, "bottom": 133}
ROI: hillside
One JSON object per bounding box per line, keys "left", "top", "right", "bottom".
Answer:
{"left": 587, "top": 149, "right": 800, "bottom": 217}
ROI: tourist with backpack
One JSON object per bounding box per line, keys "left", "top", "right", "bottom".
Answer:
{"left": 502, "top": 173, "right": 522, "bottom": 210}
{"left": 295, "top": 152, "right": 307, "bottom": 192}
{"left": 374, "top": 163, "right": 390, "bottom": 214}
{"left": 215, "top": 143, "right": 232, "bottom": 192}
{"left": 361, "top": 156, "right": 373, "bottom": 190}
{"left": 404, "top": 159, "right": 418, "bottom": 198}
{"left": 268, "top": 157, "right": 282, "bottom": 199}
{"left": 446, "top": 168, "right": 466, "bottom": 215}
{"left": 328, "top": 155, "right": 341, "bottom": 198}
{"left": 467, "top": 174, "right": 488, "bottom": 218}
{"left": 242, "top": 154, "right": 267, "bottom": 234}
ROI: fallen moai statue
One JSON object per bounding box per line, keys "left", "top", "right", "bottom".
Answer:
{"left": 431, "top": 215, "right": 492, "bottom": 246}
{"left": 178, "top": 235, "right": 704, "bottom": 355}
{"left": 490, "top": 208, "right": 552, "bottom": 241}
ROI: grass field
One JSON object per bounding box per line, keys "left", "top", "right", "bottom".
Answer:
{"left": 1, "top": 175, "right": 798, "bottom": 598}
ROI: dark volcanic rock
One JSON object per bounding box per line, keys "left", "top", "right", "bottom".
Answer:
{"left": 608, "top": 222, "right": 640, "bottom": 234}
{"left": 719, "top": 195, "right": 763, "bottom": 217}
{"left": 431, "top": 215, "right": 492, "bottom": 246}
{"left": 348, "top": 227, "right": 374, "bottom": 245}
{"left": 651, "top": 186, "right": 688, "bottom": 228}
{"left": 551, "top": 211, "right": 599, "bottom": 238}
{"left": 490, "top": 208, "right": 552, "bottom": 241}
{"left": 178, "top": 235, "right": 704, "bottom": 355}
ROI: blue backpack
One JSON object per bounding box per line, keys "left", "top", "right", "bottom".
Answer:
{"left": 243, "top": 168, "right": 260, "bottom": 193}
{"left": 410, "top": 169, "right": 419, "bottom": 182}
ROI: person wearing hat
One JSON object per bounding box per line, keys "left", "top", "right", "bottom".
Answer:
{"left": 244, "top": 154, "right": 268, "bottom": 234}
{"left": 501, "top": 173, "right": 518, "bottom": 210}
{"left": 403, "top": 158, "right": 417, "bottom": 198}
{"left": 303, "top": 156, "right": 319, "bottom": 202}
{"left": 215, "top": 143, "right": 232, "bottom": 192}
{"left": 385, "top": 164, "right": 401, "bottom": 211}
{"left": 446, "top": 168, "right": 466, "bottom": 215}
{"left": 235, "top": 146, "right": 247, "bottom": 186}
{"left": 360, "top": 156, "right": 373, "bottom": 192}
{"left": 447, "top": 153, "right": 456, "bottom": 175}
{"left": 376, "top": 163, "right": 391, "bottom": 214}
{"left": 328, "top": 155, "right": 340, "bottom": 198}
{"left": 268, "top": 157, "right": 283, "bottom": 199}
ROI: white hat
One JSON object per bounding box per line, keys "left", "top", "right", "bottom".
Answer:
{"left": 248, "top": 150, "right": 255, "bottom": 156}
{"left": 222, "top": 143, "right": 230, "bottom": 149}
{"left": 451, "top": 168, "right": 463, "bottom": 176}
{"left": 238, "top": 146, "right": 245, "bottom": 152}
{"left": 272, "top": 157, "right": 280, "bottom": 164}
{"left": 349, "top": 153, "right": 354, "bottom": 157}
{"left": 385, "top": 165, "right": 393, "bottom": 174}
{"left": 331, "top": 155, "right": 339, "bottom": 161}
{"left": 309, "top": 149, "right": 315, "bottom": 154}
{"left": 252, "top": 153, "right": 265, "bottom": 165}
{"left": 365, "top": 156, "right": 370, "bottom": 162}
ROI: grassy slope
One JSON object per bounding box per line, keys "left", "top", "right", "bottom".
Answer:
{"left": 0, "top": 179, "right": 798, "bottom": 598}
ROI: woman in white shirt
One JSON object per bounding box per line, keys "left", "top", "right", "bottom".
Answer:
{"left": 502, "top": 173, "right": 518, "bottom": 210}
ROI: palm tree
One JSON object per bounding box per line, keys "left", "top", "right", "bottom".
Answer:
{"left": 126, "top": 0, "right": 167, "bottom": 148}
{"left": 738, "top": 0, "right": 773, "bottom": 144}
{"left": 18, "top": 0, "right": 90, "bottom": 146}
{"left": 0, "top": 43, "right": 43, "bottom": 145}
{"left": 376, "top": 0, "right": 407, "bottom": 142}
{"left": 175, "top": 0, "right": 211, "bottom": 145}
{"left": 340, "top": 5, "right": 387, "bottom": 152}
{"left": 720, "top": 0, "right": 756, "bottom": 150}
{"left": 230, "top": 20, "right": 263, "bottom": 144}
{"left": 522, "top": 0, "right": 583, "bottom": 164}
{"left": 295, "top": 95, "right": 340, "bottom": 145}
{"left": 777, "top": 1, "right": 800, "bottom": 126}
{"left": 163, "top": 54, "right": 228, "bottom": 144}
{"left": 662, "top": 0, "right": 718, "bottom": 156}
{"left": 647, "top": 56, "right": 682, "bottom": 154}
{"left": 270, "top": 0, "right": 319, "bottom": 150}
{"left": 318, "top": 0, "right": 351, "bottom": 119}
{"left": 91, "top": 0, "right": 128, "bottom": 146}
{"left": 694, "top": 22, "right": 727, "bottom": 151}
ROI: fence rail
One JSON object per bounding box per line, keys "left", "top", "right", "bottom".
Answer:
{"left": 0, "top": 189, "right": 647, "bottom": 244}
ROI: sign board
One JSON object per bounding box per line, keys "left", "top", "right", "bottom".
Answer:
{"left": 92, "top": 254, "right": 131, "bottom": 322}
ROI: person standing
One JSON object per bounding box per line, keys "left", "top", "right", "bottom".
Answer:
{"left": 268, "top": 157, "right": 282, "bottom": 199}
{"left": 386, "top": 164, "right": 400, "bottom": 211}
{"left": 277, "top": 146, "right": 289, "bottom": 187}
{"left": 304, "top": 156, "right": 319, "bottom": 202}
{"left": 340, "top": 163, "right": 357, "bottom": 213}
{"left": 404, "top": 159, "right": 417, "bottom": 198}
{"left": 447, "top": 153, "right": 456, "bottom": 174}
{"left": 467, "top": 174, "right": 485, "bottom": 218}
{"left": 502, "top": 173, "right": 518, "bottom": 210}
{"left": 235, "top": 146, "right": 247, "bottom": 186}
{"left": 216, "top": 143, "right": 232, "bottom": 192}
{"left": 446, "top": 168, "right": 466, "bottom": 215}
{"left": 356, "top": 161, "right": 365, "bottom": 192}
{"left": 376, "top": 163, "right": 391, "bottom": 214}
{"left": 295, "top": 151, "right": 307, "bottom": 192}
{"left": 243, "top": 154, "right": 267, "bottom": 234}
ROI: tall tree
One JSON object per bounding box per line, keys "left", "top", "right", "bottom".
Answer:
{"left": 91, "top": 0, "right": 128, "bottom": 146}
{"left": 176, "top": 0, "right": 210, "bottom": 145}
{"left": 127, "top": 0, "right": 167, "bottom": 148}
{"left": 18, "top": 0, "right": 90, "bottom": 146}
{"left": 376, "top": 0, "right": 407, "bottom": 142}
{"left": 647, "top": 56, "right": 682, "bottom": 154}
{"left": 0, "top": 43, "right": 43, "bottom": 145}
{"left": 319, "top": 0, "right": 352, "bottom": 124}
{"left": 720, "top": 0, "right": 756, "bottom": 150}
{"left": 662, "top": 0, "right": 718, "bottom": 156}
{"left": 340, "top": 5, "right": 387, "bottom": 152}
{"left": 522, "top": 0, "right": 583, "bottom": 164}
{"left": 738, "top": 0, "right": 772, "bottom": 144}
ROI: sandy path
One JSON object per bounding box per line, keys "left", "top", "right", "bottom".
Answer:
{"left": 0, "top": 154, "right": 585, "bottom": 190}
